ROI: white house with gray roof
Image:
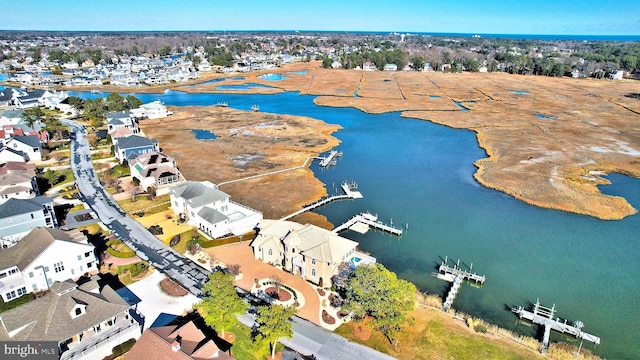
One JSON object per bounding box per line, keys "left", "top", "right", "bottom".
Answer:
{"left": 4, "top": 134, "right": 42, "bottom": 162}
{"left": 0, "top": 275, "right": 140, "bottom": 360}
{"left": 0, "top": 227, "right": 98, "bottom": 302}
{"left": 106, "top": 110, "right": 139, "bottom": 134}
{"left": 169, "top": 181, "right": 262, "bottom": 239}
{"left": 0, "top": 170, "right": 37, "bottom": 203}
{"left": 0, "top": 196, "right": 58, "bottom": 248}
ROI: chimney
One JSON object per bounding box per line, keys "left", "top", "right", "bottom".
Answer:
{"left": 171, "top": 340, "right": 181, "bottom": 352}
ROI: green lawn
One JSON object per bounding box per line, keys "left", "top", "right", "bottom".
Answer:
{"left": 118, "top": 194, "right": 171, "bottom": 215}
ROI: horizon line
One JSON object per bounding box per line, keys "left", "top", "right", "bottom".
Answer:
{"left": 0, "top": 29, "right": 639, "bottom": 37}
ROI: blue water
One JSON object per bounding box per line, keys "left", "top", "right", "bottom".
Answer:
{"left": 454, "top": 101, "right": 470, "bottom": 111}
{"left": 69, "top": 89, "right": 639, "bottom": 359}
{"left": 198, "top": 76, "right": 246, "bottom": 85}
{"left": 537, "top": 114, "right": 556, "bottom": 120}
{"left": 192, "top": 129, "right": 217, "bottom": 140}
{"left": 287, "top": 71, "right": 307, "bottom": 75}
{"left": 260, "top": 73, "right": 288, "bottom": 81}
{"left": 429, "top": 95, "right": 441, "bottom": 99}
{"left": 510, "top": 90, "right": 529, "bottom": 95}
{"left": 215, "top": 83, "right": 276, "bottom": 91}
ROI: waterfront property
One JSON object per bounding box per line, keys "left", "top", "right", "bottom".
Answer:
{"left": 0, "top": 227, "right": 98, "bottom": 302}
{"left": 131, "top": 101, "right": 173, "bottom": 120}
{"left": 0, "top": 276, "right": 141, "bottom": 360}
{"left": 128, "top": 151, "right": 184, "bottom": 195}
{"left": 169, "top": 181, "right": 262, "bottom": 239}
{"left": 251, "top": 219, "right": 370, "bottom": 287}
{"left": 106, "top": 110, "right": 140, "bottom": 134}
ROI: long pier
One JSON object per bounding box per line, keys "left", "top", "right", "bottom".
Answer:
{"left": 333, "top": 212, "right": 403, "bottom": 236}
{"left": 442, "top": 275, "right": 463, "bottom": 311}
{"left": 319, "top": 150, "right": 343, "bottom": 167}
{"left": 512, "top": 299, "right": 600, "bottom": 352}
{"left": 280, "top": 181, "right": 363, "bottom": 221}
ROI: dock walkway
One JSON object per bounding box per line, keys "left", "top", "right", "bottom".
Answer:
{"left": 280, "top": 181, "right": 363, "bottom": 221}
{"left": 333, "top": 212, "right": 403, "bottom": 236}
{"left": 435, "top": 257, "right": 485, "bottom": 312}
{"left": 319, "top": 150, "right": 343, "bottom": 167}
{"left": 512, "top": 299, "right": 600, "bottom": 351}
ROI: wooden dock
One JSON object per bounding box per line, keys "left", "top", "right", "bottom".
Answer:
{"left": 280, "top": 181, "right": 363, "bottom": 221}
{"left": 435, "top": 257, "right": 485, "bottom": 312}
{"left": 319, "top": 150, "right": 343, "bottom": 167}
{"left": 333, "top": 211, "right": 403, "bottom": 236}
{"left": 512, "top": 299, "right": 600, "bottom": 352}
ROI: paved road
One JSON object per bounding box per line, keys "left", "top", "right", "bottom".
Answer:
{"left": 62, "top": 119, "right": 209, "bottom": 294}
{"left": 63, "top": 119, "right": 395, "bottom": 360}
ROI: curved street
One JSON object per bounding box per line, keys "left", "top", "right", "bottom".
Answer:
{"left": 63, "top": 118, "right": 395, "bottom": 360}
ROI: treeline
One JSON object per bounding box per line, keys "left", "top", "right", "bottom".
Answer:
{"left": 67, "top": 93, "right": 143, "bottom": 127}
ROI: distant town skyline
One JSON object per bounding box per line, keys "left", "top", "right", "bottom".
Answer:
{"left": 3, "top": 0, "right": 639, "bottom": 35}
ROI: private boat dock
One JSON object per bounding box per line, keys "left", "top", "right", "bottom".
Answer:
{"left": 319, "top": 150, "right": 343, "bottom": 167}
{"left": 435, "top": 257, "right": 485, "bottom": 312}
{"left": 280, "top": 181, "right": 363, "bottom": 220}
{"left": 512, "top": 299, "right": 600, "bottom": 352}
{"left": 333, "top": 211, "right": 403, "bottom": 236}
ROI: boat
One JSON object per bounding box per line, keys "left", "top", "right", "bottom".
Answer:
{"left": 251, "top": 104, "right": 260, "bottom": 112}
{"left": 216, "top": 102, "right": 228, "bottom": 107}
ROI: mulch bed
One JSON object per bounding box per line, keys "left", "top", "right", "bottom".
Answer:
{"left": 322, "top": 310, "right": 336, "bottom": 325}
{"left": 317, "top": 288, "right": 326, "bottom": 296}
{"left": 337, "top": 311, "right": 348, "bottom": 319}
{"left": 264, "top": 286, "right": 292, "bottom": 302}
{"left": 159, "top": 278, "right": 188, "bottom": 297}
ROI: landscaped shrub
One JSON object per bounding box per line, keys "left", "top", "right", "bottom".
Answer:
{"left": 148, "top": 225, "right": 163, "bottom": 235}
{"left": 111, "top": 338, "right": 136, "bottom": 357}
{"left": 169, "top": 234, "right": 180, "bottom": 247}
{"left": 105, "top": 239, "right": 135, "bottom": 258}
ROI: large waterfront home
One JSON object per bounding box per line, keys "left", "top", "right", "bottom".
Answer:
{"left": 251, "top": 220, "right": 372, "bottom": 288}
{"left": 0, "top": 276, "right": 141, "bottom": 360}
{"left": 169, "top": 181, "right": 262, "bottom": 239}
{"left": 0, "top": 227, "right": 98, "bottom": 301}
{"left": 130, "top": 101, "right": 173, "bottom": 119}
{"left": 106, "top": 110, "right": 140, "bottom": 134}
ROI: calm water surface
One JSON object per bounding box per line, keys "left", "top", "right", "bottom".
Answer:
{"left": 71, "top": 90, "right": 639, "bottom": 359}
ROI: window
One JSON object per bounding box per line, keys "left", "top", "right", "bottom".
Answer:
{"left": 28, "top": 272, "right": 34, "bottom": 278}
{"left": 6, "top": 291, "right": 16, "bottom": 300}
{"left": 54, "top": 262, "right": 64, "bottom": 273}
{"left": 75, "top": 308, "right": 82, "bottom": 316}
{"left": 87, "top": 262, "right": 93, "bottom": 268}
{"left": 77, "top": 255, "right": 81, "bottom": 260}
{"left": 17, "top": 287, "right": 26, "bottom": 296}
{"left": 43, "top": 266, "right": 49, "bottom": 272}
{"left": 0, "top": 272, "right": 5, "bottom": 279}
{"left": 312, "top": 269, "right": 316, "bottom": 277}
{"left": 30, "top": 214, "right": 34, "bottom": 219}
{"left": 32, "top": 284, "right": 37, "bottom": 291}
{"left": 71, "top": 269, "right": 75, "bottom": 275}
{"left": 311, "top": 259, "right": 316, "bottom": 265}
{"left": 85, "top": 252, "right": 91, "bottom": 258}
{"left": 9, "top": 269, "right": 17, "bottom": 275}
{"left": 268, "top": 249, "right": 273, "bottom": 256}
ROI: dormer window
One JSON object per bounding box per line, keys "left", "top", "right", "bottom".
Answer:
{"left": 75, "top": 308, "right": 82, "bottom": 316}
{"left": 70, "top": 303, "right": 87, "bottom": 318}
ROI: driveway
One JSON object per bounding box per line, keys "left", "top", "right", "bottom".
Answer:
{"left": 204, "top": 242, "right": 322, "bottom": 326}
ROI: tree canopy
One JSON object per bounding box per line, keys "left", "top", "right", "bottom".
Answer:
{"left": 194, "top": 272, "right": 247, "bottom": 337}
{"left": 255, "top": 304, "right": 297, "bottom": 359}
{"left": 342, "top": 263, "right": 416, "bottom": 348}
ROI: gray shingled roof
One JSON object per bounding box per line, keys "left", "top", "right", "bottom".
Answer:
{"left": 116, "top": 135, "right": 157, "bottom": 150}
{"left": 197, "top": 207, "right": 228, "bottom": 224}
{"left": 171, "top": 181, "right": 228, "bottom": 209}
{"left": 0, "top": 197, "right": 42, "bottom": 218}
{"left": 0, "top": 146, "right": 26, "bottom": 158}
{"left": 0, "top": 278, "right": 130, "bottom": 342}
{"left": 12, "top": 134, "right": 41, "bottom": 148}
{"left": 0, "top": 227, "right": 88, "bottom": 270}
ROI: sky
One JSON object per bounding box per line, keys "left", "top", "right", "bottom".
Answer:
{"left": 2, "top": 0, "right": 639, "bottom": 35}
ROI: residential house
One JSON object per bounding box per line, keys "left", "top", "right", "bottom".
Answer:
{"left": 129, "top": 152, "right": 184, "bottom": 195}
{"left": 0, "top": 170, "right": 37, "bottom": 203}
{"left": 4, "top": 134, "right": 42, "bottom": 161}
{"left": 0, "top": 147, "right": 27, "bottom": 164}
{"left": 0, "top": 276, "right": 141, "bottom": 360}
{"left": 106, "top": 110, "right": 139, "bottom": 134}
{"left": 0, "top": 227, "right": 98, "bottom": 301}
{"left": 131, "top": 101, "right": 173, "bottom": 119}
{"left": 251, "top": 220, "right": 368, "bottom": 287}
{"left": 0, "top": 90, "right": 12, "bottom": 107}
{"left": 0, "top": 196, "right": 58, "bottom": 248}
{"left": 383, "top": 63, "right": 398, "bottom": 71}
{"left": 362, "top": 62, "right": 377, "bottom": 71}
{"left": 110, "top": 73, "right": 140, "bottom": 87}
{"left": 125, "top": 318, "right": 233, "bottom": 360}
{"left": 169, "top": 181, "right": 262, "bottom": 239}
{"left": 113, "top": 135, "right": 159, "bottom": 163}
{"left": 609, "top": 70, "right": 624, "bottom": 80}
